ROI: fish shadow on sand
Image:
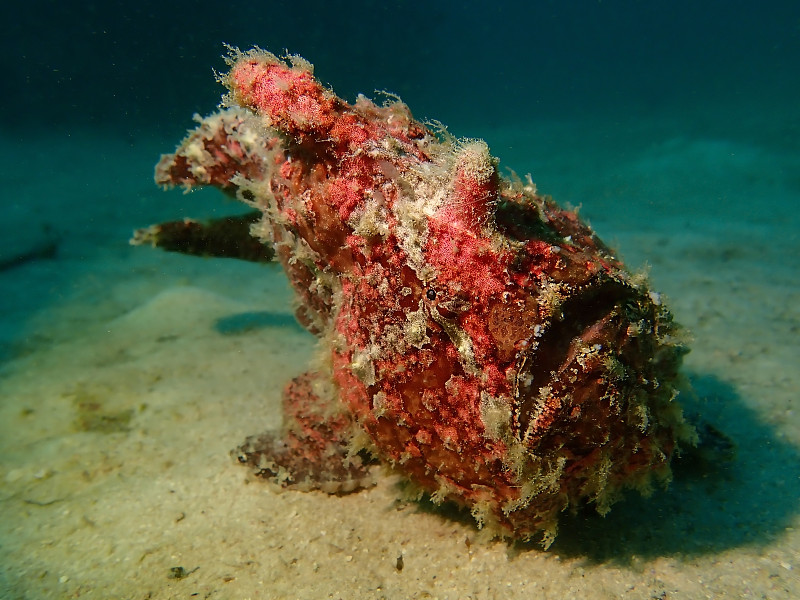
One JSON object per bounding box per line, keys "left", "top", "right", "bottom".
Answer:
{"left": 211, "top": 309, "right": 797, "bottom": 562}
{"left": 542, "top": 371, "right": 799, "bottom": 561}
{"left": 214, "top": 311, "right": 306, "bottom": 336}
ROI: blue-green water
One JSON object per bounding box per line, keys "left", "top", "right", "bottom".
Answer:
{"left": 1, "top": 2, "right": 798, "bottom": 598}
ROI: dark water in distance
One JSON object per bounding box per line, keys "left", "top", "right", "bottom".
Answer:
{"left": 5, "top": 0, "right": 799, "bottom": 137}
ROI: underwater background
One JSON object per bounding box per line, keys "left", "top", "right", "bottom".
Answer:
{"left": 2, "top": 1, "right": 799, "bottom": 598}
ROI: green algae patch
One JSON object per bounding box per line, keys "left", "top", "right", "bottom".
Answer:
{"left": 69, "top": 385, "right": 135, "bottom": 434}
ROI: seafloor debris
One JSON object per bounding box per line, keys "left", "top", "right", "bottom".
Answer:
{"left": 145, "top": 47, "right": 695, "bottom": 546}
{"left": 0, "top": 234, "right": 57, "bottom": 272}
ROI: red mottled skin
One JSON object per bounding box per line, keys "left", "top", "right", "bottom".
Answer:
{"left": 154, "top": 48, "right": 693, "bottom": 545}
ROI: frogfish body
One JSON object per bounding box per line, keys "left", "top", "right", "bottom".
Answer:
{"left": 143, "top": 48, "right": 693, "bottom": 546}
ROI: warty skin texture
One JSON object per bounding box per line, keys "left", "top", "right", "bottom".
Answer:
{"left": 153, "top": 48, "right": 694, "bottom": 546}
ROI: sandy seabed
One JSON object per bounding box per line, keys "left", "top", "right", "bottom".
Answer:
{"left": 1, "top": 112, "right": 798, "bottom": 599}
